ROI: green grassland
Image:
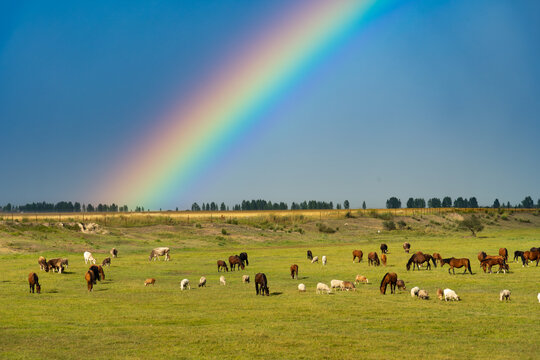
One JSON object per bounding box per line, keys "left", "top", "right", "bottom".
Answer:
{"left": 0, "top": 211, "right": 539, "bottom": 359}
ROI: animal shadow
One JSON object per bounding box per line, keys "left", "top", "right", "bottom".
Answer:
{"left": 270, "top": 292, "right": 283, "bottom": 296}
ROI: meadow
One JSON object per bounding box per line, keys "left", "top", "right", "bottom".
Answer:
{"left": 0, "top": 210, "right": 539, "bottom": 359}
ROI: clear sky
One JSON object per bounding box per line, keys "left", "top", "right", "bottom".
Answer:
{"left": 1, "top": 0, "right": 539, "bottom": 210}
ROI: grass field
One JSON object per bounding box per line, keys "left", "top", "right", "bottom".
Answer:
{"left": 0, "top": 211, "right": 539, "bottom": 359}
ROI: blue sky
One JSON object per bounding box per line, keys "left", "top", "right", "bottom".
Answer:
{"left": 1, "top": 0, "right": 539, "bottom": 209}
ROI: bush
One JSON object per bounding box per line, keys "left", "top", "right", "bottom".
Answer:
{"left": 195, "top": 223, "right": 202, "bottom": 228}
{"left": 345, "top": 211, "right": 355, "bottom": 219}
{"left": 317, "top": 223, "right": 336, "bottom": 233}
{"left": 383, "top": 220, "right": 396, "bottom": 231}
{"left": 221, "top": 228, "right": 229, "bottom": 235}
{"left": 458, "top": 215, "right": 484, "bottom": 236}
{"left": 226, "top": 218, "right": 239, "bottom": 225}
{"left": 397, "top": 220, "right": 407, "bottom": 229}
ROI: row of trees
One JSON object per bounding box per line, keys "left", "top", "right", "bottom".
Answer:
{"left": 387, "top": 196, "right": 540, "bottom": 209}
{"left": 191, "top": 199, "right": 357, "bottom": 212}
{"left": 1, "top": 202, "right": 128, "bottom": 213}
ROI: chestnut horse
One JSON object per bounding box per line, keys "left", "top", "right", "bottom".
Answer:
{"left": 255, "top": 273, "right": 269, "bottom": 296}
{"left": 290, "top": 264, "right": 299, "bottom": 279}
{"left": 432, "top": 253, "right": 443, "bottom": 266}
{"left": 217, "top": 260, "right": 229, "bottom": 272}
{"left": 228, "top": 255, "right": 245, "bottom": 271}
{"left": 368, "top": 252, "right": 380, "bottom": 266}
{"left": 477, "top": 251, "right": 487, "bottom": 262}
{"left": 481, "top": 257, "right": 508, "bottom": 273}
{"left": 379, "top": 272, "right": 398, "bottom": 294}
{"left": 498, "top": 248, "right": 508, "bottom": 262}
{"left": 28, "top": 272, "right": 41, "bottom": 293}
{"left": 406, "top": 253, "right": 436, "bottom": 271}
{"left": 381, "top": 254, "right": 387, "bottom": 266}
{"left": 85, "top": 270, "right": 95, "bottom": 291}
{"left": 522, "top": 250, "right": 540, "bottom": 266}
{"left": 441, "top": 257, "right": 473, "bottom": 274}
{"left": 352, "top": 250, "right": 363, "bottom": 263}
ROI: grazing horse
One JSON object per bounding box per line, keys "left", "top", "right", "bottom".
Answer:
{"left": 380, "top": 243, "right": 388, "bottom": 254}
{"left": 441, "top": 257, "right": 473, "bottom": 274}
{"left": 255, "top": 273, "right": 269, "bottom": 296}
{"left": 85, "top": 270, "right": 95, "bottom": 291}
{"left": 88, "top": 265, "right": 101, "bottom": 283}
{"left": 149, "top": 247, "right": 170, "bottom": 261}
{"left": 239, "top": 252, "right": 249, "bottom": 266}
{"left": 38, "top": 256, "right": 49, "bottom": 272}
{"left": 47, "top": 258, "right": 64, "bottom": 273}
{"left": 432, "top": 253, "right": 443, "bottom": 266}
{"left": 396, "top": 280, "right": 406, "bottom": 290}
{"left": 307, "top": 250, "right": 313, "bottom": 260}
{"left": 403, "top": 242, "right": 411, "bottom": 253}
{"left": 380, "top": 272, "right": 398, "bottom": 294}
{"left": 97, "top": 265, "right": 105, "bottom": 280}
{"left": 217, "top": 260, "right": 229, "bottom": 272}
{"left": 110, "top": 248, "right": 118, "bottom": 258}
{"left": 513, "top": 251, "right": 524, "bottom": 262}
{"left": 368, "top": 252, "right": 380, "bottom": 266}
{"left": 102, "top": 257, "right": 111, "bottom": 267}
{"left": 481, "top": 257, "right": 509, "bottom": 273}
{"left": 352, "top": 250, "right": 363, "bottom": 263}
{"left": 28, "top": 272, "right": 40, "bottom": 293}
{"left": 229, "top": 255, "right": 245, "bottom": 271}
{"left": 406, "top": 253, "right": 436, "bottom": 271}
{"left": 290, "top": 264, "right": 299, "bottom": 279}
{"left": 499, "top": 248, "right": 508, "bottom": 262}
{"left": 381, "top": 254, "right": 387, "bottom": 266}
{"left": 523, "top": 250, "right": 540, "bottom": 266}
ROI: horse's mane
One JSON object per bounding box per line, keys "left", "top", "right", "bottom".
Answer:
{"left": 379, "top": 272, "right": 390, "bottom": 290}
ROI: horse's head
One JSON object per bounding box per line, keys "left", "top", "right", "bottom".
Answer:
{"left": 406, "top": 262, "right": 411, "bottom": 271}
{"left": 149, "top": 251, "right": 154, "bottom": 261}
{"left": 240, "top": 263, "right": 245, "bottom": 270}
{"left": 264, "top": 287, "right": 269, "bottom": 296}
{"left": 36, "top": 284, "right": 41, "bottom": 294}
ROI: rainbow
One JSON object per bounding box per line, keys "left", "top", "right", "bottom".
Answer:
{"left": 98, "top": 0, "right": 383, "bottom": 209}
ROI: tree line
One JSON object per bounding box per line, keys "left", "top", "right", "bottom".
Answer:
{"left": 191, "top": 199, "right": 355, "bottom": 212}
{"left": 0, "top": 201, "right": 128, "bottom": 213}
{"left": 386, "top": 196, "right": 540, "bottom": 209}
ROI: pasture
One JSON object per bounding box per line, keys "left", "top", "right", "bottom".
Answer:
{"left": 0, "top": 211, "right": 539, "bottom": 359}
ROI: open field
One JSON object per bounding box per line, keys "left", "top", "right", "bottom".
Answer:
{"left": 1, "top": 210, "right": 539, "bottom": 359}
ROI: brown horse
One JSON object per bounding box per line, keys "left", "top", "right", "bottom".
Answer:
{"left": 432, "top": 253, "right": 443, "bottom": 266}
{"left": 255, "top": 273, "right": 269, "bottom": 296}
{"left": 523, "top": 250, "right": 540, "bottom": 266}
{"left": 28, "top": 272, "right": 41, "bottom": 293}
{"left": 380, "top": 272, "right": 398, "bottom": 294}
{"left": 352, "top": 250, "right": 363, "bottom": 263}
{"left": 481, "top": 257, "right": 509, "bottom": 273}
{"left": 38, "top": 256, "right": 49, "bottom": 272}
{"left": 381, "top": 254, "right": 387, "bottom": 266}
{"left": 290, "top": 264, "right": 299, "bottom": 279}
{"left": 368, "top": 252, "right": 380, "bottom": 266}
{"left": 85, "top": 270, "right": 95, "bottom": 291}
{"left": 498, "top": 248, "right": 508, "bottom": 262}
{"left": 396, "top": 279, "right": 406, "bottom": 290}
{"left": 403, "top": 242, "right": 411, "bottom": 253}
{"left": 477, "top": 251, "right": 487, "bottom": 262}
{"left": 406, "top": 253, "right": 436, "bottom": 271}
{"left": 228, "top": 255, "right": 245, "bottom": 271}
{"left": 217, "top": 260, "right": 229, "bottom": 272}
{"left": 441, "top": 257, "right": 473, "bottom": 274}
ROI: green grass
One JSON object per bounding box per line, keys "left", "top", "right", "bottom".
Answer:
{"left": 0, "top": 215, "right": 539, "bottom": 359}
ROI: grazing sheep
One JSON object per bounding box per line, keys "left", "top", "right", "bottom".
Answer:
{"left": 418, "top": 289, "right": 429, "bottom": 300}
{"left": 396, "top": 280, "right": 406, "bottom": 290}
{"left": 411, "top": 286, "right": 420, "bottom": 298}
{"left": 311, "top": 256, "right": 319, "bottom": 264}
{"left": 38, "top": 256, "right": 48, "bottom": 272}
{"left": 220, "top": 275, "right": 226, "bottom": 286}
{"left": 144, "top": 278, "right": 156, "bottom": 286}
{"left": 444, "top": 288, "right": 460, "bottom": 301}
{"left": 101, "top": 257, "right": 111, "bottom": 267}
{"left": 316, "top": 282, "right": 331, "bottom": 294}
{"left": 198, "top": 276, "right": 206, "bottom": 287}
{"left": 242, "top": 275, "right": 250, "bottom": 284}
{"left": 322, "top": 256, "right": 327, "bottom": 266}
{"left": 84, "top": 251, "right": 96, "bottom": 264}
{"left": 437, "top": 288, "right": 444, "bottom": 300}
{"left": 298, "top": 283, "right": 306, "bottom": 292}
{"left": 340, "top": 281, "right": 356, "bottom": 291}
{"left": 355, "top": 275, "right": 369, "bottom": 284}
{"left": 110, "top": 248, "right": 118, "bottom": 258}
{"left": 330, "top": 279, "right": 344, "bottom": 290}
{"left": 180, "top": 279, "right": 190, "bottom": 290}
{"left": 537, "top": 293, "right": 540, "bottom": 303}
{"left": 500, "top": 289, "right": 511, "bottom": 301}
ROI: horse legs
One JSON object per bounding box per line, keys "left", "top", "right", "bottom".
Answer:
{"left": 452, "top": 267, "right": 455, "bottom": 275}
{"left": 448, "top": 268, "right": 451, "bottom": 274}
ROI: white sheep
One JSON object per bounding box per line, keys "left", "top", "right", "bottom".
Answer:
{"left": 198, "top": 276, "right": 206, "bottom": 287}
{"left": 411, "top": 286, "right": 420, "bottom": 298}
{"left": 500, "top": 289, "right": 511, "bottom": 301}
{"left": 443, "top": 288, "right": 460, "bottom": 301}
{"left": 316, "top": 282, "right": 331, "bottom": 294}
{"left": 538, "top": 293, "right": 540, "bottom": 303}
{"left": 418, "top": 289, "right": 429, "bottom": 300}
{"left": 242, "top": 275, "right": 250, "bottom": 284}
{"left": 330, "top": 279, "right": 343, "bottom": 291}
{"left": 220, "top": 275, "right": 226, "bottom": 286}
{"left": 322, "top": 256, "right": 327, "bottom": 265}
{"left": 180, "top": 279, "right": 190, "bottom": 290}
{"left": 83, "top": 251, "right": 96, "bottom": 265}
{"left": 311, "top": 256, "right": 319, "bottom": 263}
{"left": 298, "top": 283, "right": 306, "bottom": 292}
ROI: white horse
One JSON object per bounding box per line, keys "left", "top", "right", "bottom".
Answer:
{"left": 84, "top": 251, "right": 96, "bottom": 264}
{"left": 149, "top": 247, "right": 170, "bottom": 261}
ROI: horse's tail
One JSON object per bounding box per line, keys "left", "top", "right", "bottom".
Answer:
{"left": 380, "top": 273, "right": 389, "bottom": 293}
{"left": 467, "top": 260, "right": 472, "bottom": 274}
{"left": 431, "top": 257, "right": 437, "bottom": 268}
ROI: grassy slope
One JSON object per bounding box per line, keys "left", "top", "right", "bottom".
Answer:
{"left": 0, "top": 212, "right": 539, "bottom": 359}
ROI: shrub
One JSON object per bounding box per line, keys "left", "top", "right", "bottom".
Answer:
{"left": 195, "top": 223, "right": 202, "bottom": 228}
{"left": 221, "top": 228, "right": 228, "bottom": 235}
{"left": 317, "top": 223, "right": 336, "bottom": 233}
{"left": 383, "top": 220, "right": 396, "bottom": 231}
{"left": 458, "top": 215, "right": 484, "bottom": 236}
{"left": 345, "top": 211, "right": 355, "bottom": 219}
{"left": 397, "top": 220, "right": 407, "bottom": 229}
{"left": 226, "top": 218, "right": 239, "bottom": 225}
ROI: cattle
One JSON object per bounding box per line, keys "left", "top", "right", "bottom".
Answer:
{"left": 316, "top": 282, "right": 331, "bottom": 294}
{"left": 144, "top": 278, "right": 156, "bottom": 286}
{"left": 198, "top": 277, "right": 206, "bottom": 287}
{"left": 180, "top": 279, "right": 190, "bottom": 290}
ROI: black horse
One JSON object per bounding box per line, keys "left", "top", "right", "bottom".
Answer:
{"left": 380, "top": 244, "right": 388, "bottom": 254}
{"left": 255, "top": 273, "right": 269, "bottom": 296}
{"left": 239, "top": 252, "right": 249, "bottom": 266}
{"left": 307, "top": 250, "right": 313, "bottom": 260}
{"left": 514, "top": 251, "right": 524, "bottom": 262}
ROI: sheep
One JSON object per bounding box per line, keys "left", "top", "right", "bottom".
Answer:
{"left": 110, "top": 248, "right": 118, "bottom": 258}
{"left": 242, "top": 275, "right": 250, "bottom": 284}
{"left": 354, "top": 275, "right": 369, "bottom": 284}
{"left": 220, "top": 275, "right": 226, "bottom": 286}
{"left": 444, "top": 288, "right": 460, "bottom": 301}
{"left": 500, "top": 289, "right": 511, "bottom": 301}
{"left": 397, "top": 280, "right": 406, "bottom": 290}
{"left": 198, "top": 276, "right": 206, "bottom": 287}
{"left": 180, "top": 278, "right": 190, "bottom": 290}
{"left": 330, "top": 279, "right": 344, "bottom": 291}
{"left": 316, "top": 282, "right": 331, "bottom": 294}
{"left": 437, "top": 288, "right": 444, "bottom": 300}
{"left": 418, "top": 289, "right": 429, "bottom": 300}
{"left": 311, "top": 256, "right": 319, "bottom": 264}
{"left": 298, "top": 283, "right": 306, "bottom": 292}
{"left": 340, "top": 281, "right": 356, "bottom": 291}
{"left": 411, "top": 286, "right": 420, "bottom": 298}
{"left": 322, "top": 256, "right": 327, "bottom": 266}
{"left": 537, "top": 293, "right": 540, "bottom": 303}
{"left": 144, "top": 278, "right": 156, "bottom": 286}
